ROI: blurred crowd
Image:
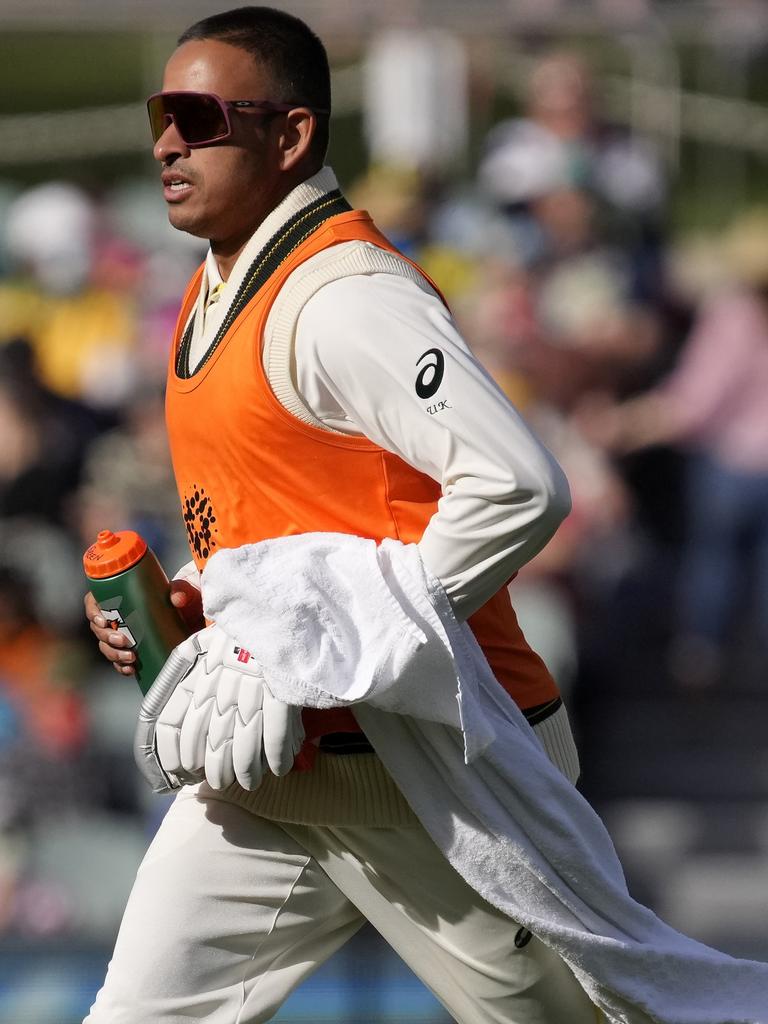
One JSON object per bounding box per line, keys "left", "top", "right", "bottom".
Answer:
{"left": 1, "top": 47, "right": 768, "bottom": 952}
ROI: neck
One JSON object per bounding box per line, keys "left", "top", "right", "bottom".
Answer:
{"left": 211, "top": 236, "right": 257, "bottom": 283}
{"left": 536, "top": 110, "right": 591, "bottom": 141}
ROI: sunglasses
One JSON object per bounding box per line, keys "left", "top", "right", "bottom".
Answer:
{"left": 147, "top": 90, "right": 329, "bottom": 148}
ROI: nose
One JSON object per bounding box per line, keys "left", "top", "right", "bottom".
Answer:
{"left": 153, "top": 116, "right": 191, "bottom": 163}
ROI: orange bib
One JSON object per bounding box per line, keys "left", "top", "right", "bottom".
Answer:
{"left": 166, "top": 208, "right": 559, "bottom": 735}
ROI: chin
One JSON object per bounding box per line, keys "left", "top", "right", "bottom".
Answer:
{"left": 167, "top": 207, "right": 210, "bottom": 240}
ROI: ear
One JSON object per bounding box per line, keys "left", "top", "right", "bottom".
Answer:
{"left": 276, "top": 107, "right": 317, "bottom": 172}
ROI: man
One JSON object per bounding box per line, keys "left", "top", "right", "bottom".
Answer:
{"left": 84, "top": 7, "right": 597, "bottom": 1022}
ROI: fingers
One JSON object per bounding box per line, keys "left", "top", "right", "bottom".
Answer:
{"left": 262, "top": 688, "right": 304, "bottom": 777}
{"left": 232, "top": 677, "right": 265, "bottom": 790}
{"left": 178, "top": 689, "right": 216, "bottom": 775}
{"left": 232, "top": 710, "right": 264, "bottom": 791}
{"left": 170, "top": 579, "right": 206, "bottom": 632}
{"left": 204, "top": 708, "right": 237, "bottom": 790}
{"left": 85, "top": 591, "right": 136, "bottom": 675}
{"left": 135, "top": 633, "right": 209, "bottom": 793}
{"left": 140, "top": 623, "right": 303, "bottom": 795}
{"left": 154, "top": 633, "right": 213, "bottom": 774}
{"left": 97, "top": 640, "right": 137, "bottom": 675}
{"left": 228, "top": 675, "right": 264, "bottom": 786}
{"left": 198, "top": 667, "right": 238, "bottom": 790}
{"left": 205, "top": 669, "right": 252, "bottom": 790}
{"left": 84, "top": 590, "right": 105, "bottom": 627}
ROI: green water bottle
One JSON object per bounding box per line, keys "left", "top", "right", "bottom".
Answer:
{"left": 83, "top": 529, "right": 189, "bottom": 695}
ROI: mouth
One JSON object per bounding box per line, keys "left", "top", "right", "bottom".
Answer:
{"left": 161, "top": 173, "right": 195, "bottom": 203}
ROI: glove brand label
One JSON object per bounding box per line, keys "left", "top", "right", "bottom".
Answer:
{"left": 235, "top": 647, "right": 252, "bottom": 664}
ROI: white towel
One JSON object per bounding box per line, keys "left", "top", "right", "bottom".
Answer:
{"left": 203, "top": 533, "right": 768, "bottom": 1024}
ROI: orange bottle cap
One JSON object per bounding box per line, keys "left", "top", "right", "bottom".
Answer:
{"left": 83, "top": 529, "right": 147, "bottom": 579}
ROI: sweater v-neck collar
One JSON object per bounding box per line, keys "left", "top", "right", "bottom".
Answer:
{"left": 184, "top": 166, "right": 341, "bottom": 375}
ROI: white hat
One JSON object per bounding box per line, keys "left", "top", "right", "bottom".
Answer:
{"left": 5, "top": 182, "right": 94, "bottom": 293}
{"left": 478, "top": 119, "right": 571, "bottom": 205}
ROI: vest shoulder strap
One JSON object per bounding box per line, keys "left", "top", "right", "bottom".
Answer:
{"left": 265, "top": 241, "right": 440, "bottom": 431}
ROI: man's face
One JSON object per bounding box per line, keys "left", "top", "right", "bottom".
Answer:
{"left": 154, "top": 39, "right": 285, "bottom": 253}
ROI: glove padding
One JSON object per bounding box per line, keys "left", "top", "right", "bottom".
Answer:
{"left": 134, "top": 624, "right": 304, "bottom": 794}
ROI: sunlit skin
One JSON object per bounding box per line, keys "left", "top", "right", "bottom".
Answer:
{"left": 85, "top": 37, "right": 322, "bottom": 674}
{"left": 153, "top": 38, "right": 319, "bottom": 280}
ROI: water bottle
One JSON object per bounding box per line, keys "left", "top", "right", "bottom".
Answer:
{"left": 83, "top": 529, "right": 189, "bottom": 695}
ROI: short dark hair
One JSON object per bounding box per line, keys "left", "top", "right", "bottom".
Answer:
{"left": 178, "top": 6, "right": 331, "bottom": 160}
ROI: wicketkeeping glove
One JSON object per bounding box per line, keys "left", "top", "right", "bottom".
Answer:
{"left": 134, "top": 624, "right": 305, "bottom": 794}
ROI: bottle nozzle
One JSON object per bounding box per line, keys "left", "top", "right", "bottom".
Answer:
{"left": 83, "top": 529, "right": 147, "bottom": 578}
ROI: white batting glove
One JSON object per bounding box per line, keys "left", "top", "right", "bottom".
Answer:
{"left": 134, "top": 624, "right": 305, "bottom": 794}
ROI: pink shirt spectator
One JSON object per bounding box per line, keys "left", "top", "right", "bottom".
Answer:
{"left": 661, "top": 290, "right": 768, "bottom": 473}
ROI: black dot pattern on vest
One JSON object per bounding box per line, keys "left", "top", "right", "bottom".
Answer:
{"left": 183, "top": 484, "right": 218, "bottom": 560}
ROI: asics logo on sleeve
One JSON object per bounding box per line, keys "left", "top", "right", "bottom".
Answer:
{"left": 415, "top": 348, "right": 445, "bottom": 399}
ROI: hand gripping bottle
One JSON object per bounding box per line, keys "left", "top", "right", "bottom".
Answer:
{"left": 83, "top": 529, "right": 189, "bottom": 695}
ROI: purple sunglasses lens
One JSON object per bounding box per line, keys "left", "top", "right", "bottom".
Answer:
{"left": 148, "top": 93, "right": 229, "bottom": 145}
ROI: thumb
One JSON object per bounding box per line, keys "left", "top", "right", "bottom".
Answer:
{"left": 170, "top": 583, "right": 191, "bottom": 606}
{"left": 170, "top": 580, "right": 205, "bottom": 631}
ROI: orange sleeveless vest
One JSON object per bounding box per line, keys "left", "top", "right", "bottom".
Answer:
{"left": 165, "top": 208, "right": 559, "bottom": 738}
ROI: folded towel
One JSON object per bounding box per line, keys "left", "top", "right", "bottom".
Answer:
{"left": 203, "top": 533, "right": 768, "bottom": 1024}
{"left": 203, "top": 534, "right": 497, "bottom": 757}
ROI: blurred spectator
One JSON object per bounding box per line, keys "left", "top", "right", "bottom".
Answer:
{"left": 0, "top": 339, "right": 105, "bottom": 527}
{"left": 473, "top": 53, "right": 667, "bottom": 415}
{"left": 526, "top": 185, "right": 660, "bottom": 407}
{"left": 446, "top": 53, "right": 673, "bottom": 696}
{"left": 74, "top": 385, "right": 190, "bottom": 573}
{"left": 510, "top": 401, "right": 631, "bottom": 695}
{"left": 0, "top": 340, "right": 98, "bottom": 631}
{"left": 479, "top": 50, "right": 667, "bottom": 304}
{"left": 0, "top": 172, "right": 197, "bottom": 959}
{"left": 5, "top": 183, "right": 94, "bottom": 297}
{"left": 348, "top": 164, "right": 432, "bottom": 259}
{"left": 578, "top": 208, "right": 768, "bottom": 687}
{"left": 1, "top": 182, "right": 138, "bottom": 409}
{"left": 0, "top": 567, "right": 87, "bottom": 762}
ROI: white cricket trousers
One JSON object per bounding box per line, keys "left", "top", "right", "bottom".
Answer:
{"left": 85, "top": 784, "right": 600, "bottom": 1024}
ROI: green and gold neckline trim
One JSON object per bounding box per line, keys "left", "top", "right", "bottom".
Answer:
{"left": 176, "top": 189, "right": 352, "bottom": 379}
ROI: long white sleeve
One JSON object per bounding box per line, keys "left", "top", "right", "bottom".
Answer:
{"left": 291, "top": 272, "right": 571, "bottom": 619}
